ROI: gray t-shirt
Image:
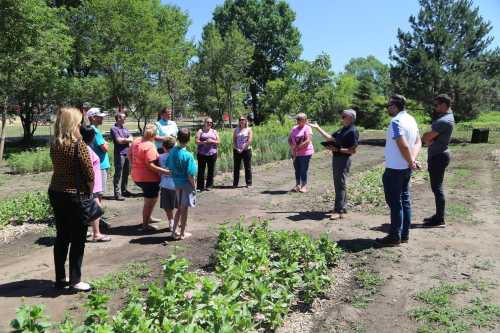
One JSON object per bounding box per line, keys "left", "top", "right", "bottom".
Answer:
{"left": 428, "top": 111, "right": 455, "bottom": 158}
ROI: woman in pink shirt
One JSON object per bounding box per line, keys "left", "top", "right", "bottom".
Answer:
{"left": 81, "top": 125, "right": 111, "bottom": 242}
{"left": 288, "top": 113, "right": 314, "bottom": 193}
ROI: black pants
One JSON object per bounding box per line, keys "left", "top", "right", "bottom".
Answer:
{"left": 428, "top": 152, "right": 450, "bottom": 219}
{"left": 197, "top": 153, "right": 217, "bottom": 190}
{"left": 332, "top": 155, "right": 351, "bottom": 213}
{"left": 233, "top": 149, "right": 252, "bottom": 186}
{"left": 113, "top": 154, "right": 130, "bottom": 196}
{"left": 48, "top": 190, "right": 88, "bottom": 285}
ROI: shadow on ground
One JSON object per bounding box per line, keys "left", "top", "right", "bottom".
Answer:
{"left": 268, "top": 211, "right": 330, "bottom": 222}
{"left": 0, "top": 279, "right": 71, "bottom": 298}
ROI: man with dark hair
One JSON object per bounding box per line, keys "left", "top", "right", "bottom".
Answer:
{"left": 110, "top": 113, "right": 133, "bottom": 200}
{"left": 421, "top": 94, "right": 455, "bottom": 227}
{"left": 376, "top": 94, "right": 422, "bottom": 246}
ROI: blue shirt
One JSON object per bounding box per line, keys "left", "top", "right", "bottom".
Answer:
{"left": 165, "top": 146, "right": 197, "bottom": 187}
{"left": 159, "top": 152, "right": 176, "bottom": 190}
{"left": 91, "top": 125, "right": 110, "bottom": 170}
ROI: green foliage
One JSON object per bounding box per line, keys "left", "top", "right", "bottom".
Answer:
{"left": 91, "top": 262, "right": 151, "bottom": 293}
{"left": 351, "top": 269, "right": 384, "bottom": 309}
{"left": 345, "top": 55, "right": 390, "bottom": 96}
{"left": 194, "top": 23, "right": 253, "bottom": 123}
{"left": 11, "top": 304, "right": 51, "bottom": 333}
{"left": 7, "top": 148, "right": 51, "bottom": 174}
{"left": 410, "top": 282, "right": 500, "bottom": 333}
{"left": 0, "top": 192, "right": 53, "bottom": 229}
{"left": 348, "top": 165, "right": 385, "bottom": 209}
{"left": 0, "top": 0, "right": 73, "bottom": 142}
{"left": 262, "top": 54, "right": 336, "bottom": 124}
{"left": 352, "top": 74, "right": 386, "bottom": 129}
{"left": 390, "top": 0, "right": 500, "bottom": 121}
{"left": 213, "top": 0, "right": 302, "bottom": 123}
{"left": 13, "top": 222, "right": 343, "bottom": 332}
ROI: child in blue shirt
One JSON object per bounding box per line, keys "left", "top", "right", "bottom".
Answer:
{"left": 158, "top": 137, "right": 177, "bottom": 231}
{"left": 166, "top": 128, "right": 197, "bottom": 240}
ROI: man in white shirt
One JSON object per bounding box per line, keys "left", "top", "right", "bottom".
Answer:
{"left": 155, "top": 107, "right": 178, "bottom": 153}
{"left": 376, "top": 94, "right": 421, "bottom": 246}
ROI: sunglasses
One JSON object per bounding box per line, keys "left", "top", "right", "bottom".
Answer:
{"left": 239, "top": 119, "right": 246, "bottom": 121}
{"left": 206, "top": 121, "right": 213, "bottom": 124}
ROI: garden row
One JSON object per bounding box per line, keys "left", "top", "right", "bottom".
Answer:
{"left": 11, "top": 222, "right": 343, "bottom": 332}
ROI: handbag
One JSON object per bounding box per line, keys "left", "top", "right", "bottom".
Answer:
{"left": 73, "top": 141, "right": 104, "bottom": 225}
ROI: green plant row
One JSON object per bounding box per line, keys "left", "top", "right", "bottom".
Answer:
{"left": 11, "top": 222, "right": 343, "bottom": 332}
{"left": 0, "top": 192, "right": 53, "bottom": 229}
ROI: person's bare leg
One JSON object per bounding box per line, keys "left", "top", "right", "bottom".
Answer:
{"left": 172, "top": 208, "right": 181, "bottom": 237}
{"left": 179, "top": 207, "right": 190, "bottom": 238}
{"left": 91, "top": 219, "right": 100, "bottom": 238}
{"left": 142, "top": 197, "right": 157, "bottom": 225}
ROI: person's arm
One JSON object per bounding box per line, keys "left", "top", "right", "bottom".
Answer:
{"left": 396, "top": 137, "right": 417, "bottom": 170}
{"left": 111, "top": 128, "right": 130, "bottom": 145}
{"left": 187, "top": 155, "right": 197, "bottom": 188}
{"left": 297, "top": 127, "right": 312, "bottom": 149}
{"left": 309, "top": 123, "right": 334, "bottom": 141}
{"left": 412, "top": 134, "right": 422, "bottom": 161}
{"left": 210, "top": 130, "right": 220, "bottom": 145}
{"left": 422, "top": 130, "right": 439, "bottom": 146}
{"left": 147, "top": 161, "right": 170, "bottom": 175}
{"left": 242, "top": 128, "right": 253, "bottom": 150}
{"left": 337, "top": 131, "right": 358, "bottom": 155}
{"left": 195, "top": 129, "right": 203, "bottom": 145}
{"left": 188, "top": 175, "right": 196, "bottom": 190}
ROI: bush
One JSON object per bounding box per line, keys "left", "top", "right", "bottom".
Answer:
{"left": 0, "top": 192, "right": 53, "bottom": 229}
{"left": 12, "top": 222, "right": 343, "bottom": 332}
{"left": 8, "top": 148, "right": 52, "bottom": 174}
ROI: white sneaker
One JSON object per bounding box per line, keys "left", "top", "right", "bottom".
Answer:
{"left": 70, "top": 282, "right": 92, "bottom": 292}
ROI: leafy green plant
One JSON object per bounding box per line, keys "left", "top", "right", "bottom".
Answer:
{"left": 0, "top": 192, "right": 53, "bottom": 229}
{"left": 8, "top": 148, "right": 52, "bottom": 174}
{"left": 10, "top": 304, "right": 51, "bottom": 333}
{"left": 13, "top": 221, "right": 343, "bottom": 332}
{"left": 351, "top": 269, "right": 384, "bottom": 309}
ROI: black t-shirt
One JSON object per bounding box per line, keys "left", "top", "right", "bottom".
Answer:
{"left": 331, "top": 125, "right": 359, "bottom": 156}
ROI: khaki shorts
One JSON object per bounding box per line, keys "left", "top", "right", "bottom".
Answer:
{"left": 176, "top": 184, "right": 196, "bottom": 208}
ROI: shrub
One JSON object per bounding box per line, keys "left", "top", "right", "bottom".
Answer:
{"left": 8, "top": 148, "right": 52, "bottom": 174}
{"left": 0, "top": 192, "right": 53, "bottom": 229}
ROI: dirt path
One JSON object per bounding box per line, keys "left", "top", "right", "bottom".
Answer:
{"left": 1, "top": 142, "right": 499, "bottom": 332}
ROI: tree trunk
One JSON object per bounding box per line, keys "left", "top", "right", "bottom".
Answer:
{"left": 250, "top": 83, "right": 260, "bottom": 124}
{"left": 0, "top": 97, "right": 8, "bottom": 162}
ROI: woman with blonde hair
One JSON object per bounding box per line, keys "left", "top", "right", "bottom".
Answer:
{"left": 49, "top": 107, "right": 94, "bottom": 292}
{"left": 129, "top": 123, "right": 170, "bottom": 231}
{"left": 195, "top": 117, "right": 219, "bottom": 191}
{"left": 233, "top": 116, "right": 253, "bottom": 188}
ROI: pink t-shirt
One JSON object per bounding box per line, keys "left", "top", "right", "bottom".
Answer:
{"left": 88, "top": 146, "right": 102, "bottom": 194}
{"left": 289, "top": 125, "right": 314, "bottom": 157}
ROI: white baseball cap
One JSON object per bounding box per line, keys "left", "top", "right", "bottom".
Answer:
{"left": 86, "top": 108, "right": 107, "bottom": 118}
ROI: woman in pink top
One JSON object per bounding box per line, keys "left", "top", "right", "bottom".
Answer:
{"left": 288, "top": 113, "right": 314, "bottom": 193}
{"left": 80, "top": 125, "right": 111, "bottom": 242}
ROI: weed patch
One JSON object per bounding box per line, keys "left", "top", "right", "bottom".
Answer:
{"left": 0, "top": 192, "right": 52, "bottom": 229}
{"left": 410, "top": 282, "right": 500, "bottom": 332}
{"left": 351, "top": 269, "right": 384, "bottom": 309}
{"left": 12, "top": 221, "right": 343, "bottom": 332}
{"left": 91, "top": 262, "right": 151, "bottom": 293}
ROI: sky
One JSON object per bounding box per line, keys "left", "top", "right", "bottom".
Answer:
{"left": 163, "top": 0, "right": 500, "bottom": 73}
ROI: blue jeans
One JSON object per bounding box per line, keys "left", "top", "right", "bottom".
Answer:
{"left": 383, "top": 168, "right": 412, "bottom": 240}
{"left": 293, "top": 155, "right": 311, "bottom": 186}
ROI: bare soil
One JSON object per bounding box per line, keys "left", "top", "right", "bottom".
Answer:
{"left": 0, "top": 139, "right": 499, "bottom": 332}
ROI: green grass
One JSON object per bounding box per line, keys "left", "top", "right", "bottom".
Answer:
{"left": 473, "top": 259, "right": 495, "bottom": 271}
{"left": 447, "top": 203, "right": 475, "bottom": 224}
{"left": 0, "top": 191, "right": 53, "bottom": 229}
{"left": 7, "top": 148, "right": 52, "bottom": 174}
{"left": 410, "top": 282, "right": 500, "bottom": 333}
{"left": 351, "top": 269, "right": 384, "bottom": 309}
{"left": 91, "top": 262, "right": 151, "bottom": 293}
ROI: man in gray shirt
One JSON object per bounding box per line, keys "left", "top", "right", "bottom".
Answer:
{"left": 422, "top": 94, "right": 455, "bottom": 227}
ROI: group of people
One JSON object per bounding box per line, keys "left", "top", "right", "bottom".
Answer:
{"left": 47, "top": 92, "right": 454, "bottom": 291}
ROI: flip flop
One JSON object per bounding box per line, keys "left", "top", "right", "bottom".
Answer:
{"left": 149, "top": 217, "right": 162, "bottom": 223}
{"left": 91, "top": 235, "right": 111, "bottom": 242}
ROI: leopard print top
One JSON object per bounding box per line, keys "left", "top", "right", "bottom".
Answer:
{"left": 49, "top": 140, "right": 94, "bottom": 194}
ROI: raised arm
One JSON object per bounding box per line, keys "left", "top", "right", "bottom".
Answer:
{"left": 309, "top": 123, "right": 333, "bottom": 141}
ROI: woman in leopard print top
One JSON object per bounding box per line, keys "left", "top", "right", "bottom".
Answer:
{"left": 48, "top": 107, "right": 94, "bottom": 292}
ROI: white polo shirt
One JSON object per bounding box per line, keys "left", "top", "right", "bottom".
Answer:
{"left": 384, "top": 110, "right": 419, "bottom": 170}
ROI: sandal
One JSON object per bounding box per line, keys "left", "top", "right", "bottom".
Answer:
{"left": 91, "top": 235, "right": 111, "bottom": 242}
{"left": 291, "top": 185, "right": 300, "bottom": 192}
{"left": 149, "top": 217, "right": 162, "bottom": 223}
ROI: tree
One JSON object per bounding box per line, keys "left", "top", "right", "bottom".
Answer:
{"left": 352, "top": 74, "right": 386, "bottom": 129}
{"left": 261, "top": 54, "right": 335, "bottom": 124}
{"left": 0, "top": 0, "right": 72, "bottom": 143}
{"left": 331, "top": 73, "right": 359, "bottom": 116}
{"left": 390, "top": 0, "right": 499, "bottom": 121}
{"left": 194, "top": 24, "right": 253, "bottom": 124}
{"left": 213, "top": 0, "right": 302, "bottom": 123}
{"left": 345, "top": 55, "right": 390, "bottom": 96}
